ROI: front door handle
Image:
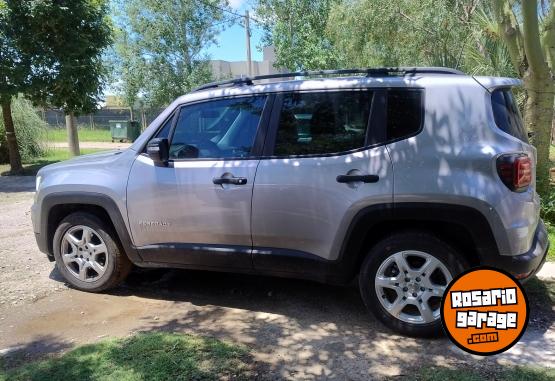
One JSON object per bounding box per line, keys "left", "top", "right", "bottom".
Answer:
{"left": 336, "top": 174, "right": 379, "bottom": 183}
{"left": 213, "top": 176, "right": 248, "bottom": 185}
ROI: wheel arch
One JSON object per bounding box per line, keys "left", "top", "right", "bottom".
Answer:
{"left": 40, "top": 192, "right": 141, "bottom": 263}
{"left": 335, "top": 202, "right": 499, "bottom": 283}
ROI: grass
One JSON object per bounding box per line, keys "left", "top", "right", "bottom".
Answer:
{"left": 406, "top": 365, "right": 555, "bottom": 381}
{"left": 546, "top": 222, "right": 555, "bottom": 261}
{"left": 0, "top": 148, "right": 106, "bottom": 176}
{"left": 45, "top": 128, "right": 112, "bottom": 143}
{"left": 0, "top": 332, "right": 253, "bottom": 381}
{"left": 524, "top": 276, "right": 555, "bottom": 309}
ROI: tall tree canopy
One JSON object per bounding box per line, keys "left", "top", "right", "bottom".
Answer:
{"left": 326, "top": 0, "right": 481, "bottom": 69}
{"left": 256, "top": 0, "right": 338, "bottom": 71}
{"left": 6, "top": 0, "right": 112, "bottom": 157}
{"left": 112, "top": 0, "right": 228, "bottom": 109}
{"left": 0, "top": 0, "right": 27, "bottom": 171}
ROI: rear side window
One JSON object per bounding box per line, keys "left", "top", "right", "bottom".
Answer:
{"left": 273, "top": 91, "right": 372, "bottom": 156}
{"left": 491, "top": 89, "right": 527, "bottom": 142}
{"left": 386, "top": 89, "right": 423, "bottom": 141}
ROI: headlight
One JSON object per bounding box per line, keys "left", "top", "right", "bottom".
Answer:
{"left": 35, "top": 175, "right": 42, "bottom": 192}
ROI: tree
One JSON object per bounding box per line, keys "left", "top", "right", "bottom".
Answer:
{"left": 112, "top": 0, "right": 228, "bottom": 109}
{"left": 493, "top": 0, "right": 555, "bottom": 195}
{"left": 326, "top": 0, "right": 481, "bottom": 68}
{"left": 256, "top": 0, "right": 339, "bottom": 71}
{"left": 0, "top": 0, "right": 25, "bottom": 172}
{"left": 9, "top": 0, "right": 112, "bottom": 157}
{"left": 463, "top": 5, "right": 518, "bottom": 77}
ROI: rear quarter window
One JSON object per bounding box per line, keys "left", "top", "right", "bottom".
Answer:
{"left": 386, "top": 89, "right": 423, "bottom": 141}
{"left": 491, "top": 89, "right": 527, "bottom": 142}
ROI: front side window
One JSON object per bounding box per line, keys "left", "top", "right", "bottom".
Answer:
{"left": 169, "top": 96, "right": 267, "bottom": 159}
{"left": 273, "top": 91, "right": 372, "bottom": 156}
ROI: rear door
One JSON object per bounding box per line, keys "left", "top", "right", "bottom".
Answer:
{"left": 251, "top": 89, "right": 393, "bottom": 273}
{"left": 127, "top": 95, "right": 271, "bottom": 268}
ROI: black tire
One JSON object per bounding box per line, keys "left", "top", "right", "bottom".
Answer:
{"left": 359, "top": 231, "right": 467, "bottom": 337}
{"left": 53, "top": 212, "right": 132, "bottom": 292}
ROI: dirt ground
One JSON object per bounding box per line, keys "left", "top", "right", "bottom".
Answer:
{"left": 1, "top": 176, "right": 554, "bottom": 380}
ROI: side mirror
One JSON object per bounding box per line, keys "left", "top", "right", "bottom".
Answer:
{"left": 146, "top": 138, "right": 169, "bottom": 166}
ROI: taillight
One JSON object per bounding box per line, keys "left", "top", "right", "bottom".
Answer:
{"left": 496, "top": 153, "right": 532, "bottom": 192}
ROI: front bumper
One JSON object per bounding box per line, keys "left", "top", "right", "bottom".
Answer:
{"left": 484, "top": 219, "right": 549, "bottom": 280}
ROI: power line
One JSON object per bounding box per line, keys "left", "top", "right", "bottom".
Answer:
{"left": 194, "top": 0, "right": 264, "bottom": 26}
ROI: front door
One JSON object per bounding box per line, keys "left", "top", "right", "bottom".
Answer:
{"left": 127, "top": 95, "right": 269, "bottom": 268}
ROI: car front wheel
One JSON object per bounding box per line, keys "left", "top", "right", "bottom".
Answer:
{"left": 53, "top": 212, "right": 131, "bottom": 292}
{"left": 359, "top": 231, "right": 467, "bottom": 337}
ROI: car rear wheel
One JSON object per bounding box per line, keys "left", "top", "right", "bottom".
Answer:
{"left": 359, "top": 231, "right": 467, "bottom": 337}
{"left": 53, "top": 212, "right": 132, "bottom": 292}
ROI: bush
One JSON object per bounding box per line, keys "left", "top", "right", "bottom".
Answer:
{"left": 0, "top": 97, "right": 48, "bottom": 164}
{"left": 540, "top": 186, "right": 555, "bottom": 224}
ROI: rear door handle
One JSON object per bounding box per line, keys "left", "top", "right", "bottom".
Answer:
{"left": 213, "top": 176, "right": 248, "bottom": 185}
{"left": 336, "top": 174, "right": 379, "bottom": 183}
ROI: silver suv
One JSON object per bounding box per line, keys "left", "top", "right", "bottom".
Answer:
{"left": 31, "top": 68, "right": 549, "bottom": 337}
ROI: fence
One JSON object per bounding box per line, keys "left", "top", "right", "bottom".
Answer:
{"left": 41, "top": 108, "right": 164, "bottom": 130}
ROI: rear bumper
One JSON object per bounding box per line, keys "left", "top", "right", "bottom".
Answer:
{"left": 484, "top": 219, "right": 548, "bottom": 280}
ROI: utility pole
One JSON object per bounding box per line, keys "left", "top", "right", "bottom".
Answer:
{"left": 245, "top": 10, "right": 252, "bottom": 77}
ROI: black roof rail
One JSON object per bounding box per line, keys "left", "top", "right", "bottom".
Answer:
{"left": 193, "top": 67, "right": 465, "bottom": 92}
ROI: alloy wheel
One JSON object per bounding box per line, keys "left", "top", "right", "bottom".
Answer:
{"left": 374, "top": 250, "right": 452, "bottom": 324}
{"left": 60, "top": 225, "right": 109, "bottom": 282}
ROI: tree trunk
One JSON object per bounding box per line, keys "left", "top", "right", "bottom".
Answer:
{"left": 65, "top": 113, "right": 80, "bottom": 156}
{"left": 523, "top": 74, "right": 554, "bottom": 195}
{"left": 521, "top": 0, "right": 554, "bottom": 196}
{"left": 129, "top": 107, "right": 134, "bottom": 121}
{"left": 1, "top": 99, "right": 23, "bottom": 173}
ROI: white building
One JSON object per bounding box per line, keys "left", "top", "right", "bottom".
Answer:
{"left": 209, "top": 46, "right": 285, "bottom": 79}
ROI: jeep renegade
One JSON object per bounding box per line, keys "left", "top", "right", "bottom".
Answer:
{"left": 31, "top": 68, "right": 549, "bottom": 337}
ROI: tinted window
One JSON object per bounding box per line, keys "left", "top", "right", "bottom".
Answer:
{"left": 169, "top": 96, "right": 266, "bottom": 159}
{"left": 386, "top": 89, "right": 423, "bottom": 141}
{"left": 155, "top": 115, "right": 174, "bottom": 139}
{"left": 274, "top": 91, "right": 372, "bottom": 156}
{"left": 491, "top": 89, "right": 527, "bottom": 142}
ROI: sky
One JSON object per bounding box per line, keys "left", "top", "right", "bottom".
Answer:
{"left": 203, "top": 0, "right": 265, "bottom": 62}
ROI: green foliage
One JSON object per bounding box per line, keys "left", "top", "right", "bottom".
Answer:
{"left": 463, "top": 6, "right": 517, "bottom": 76}
{"left": 0, "top": 1, "right": 29, "bottom": 104}
{"left": 541, "top": 188, "right": 555, "bottom": 224}
{"left": 256, "top": 0, "right": 339, "bottom": 71}
{"left": 326, "top": 0, "right": 480, "bottom": 68}
{"left": 112, "top": 0, "right": 227, "bottom": 108}
{"left": 411, "top": 365, "right": 555, "bottom": 381}
{"left": 1, "top": 332, "right": 252, "bottom": 380}
{"left": 0, "top": 97, "right": 47, "bottom": 163}
{"left": 7, "top": 0, "right": 112, "bottom": 115}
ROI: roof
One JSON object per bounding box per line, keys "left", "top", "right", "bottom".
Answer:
{"left": 193, "top": 67, "right": 465, "bottom": 92}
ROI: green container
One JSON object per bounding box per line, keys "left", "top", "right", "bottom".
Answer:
{"left": 109, "top": 120, "right": 141, "bottom": 142}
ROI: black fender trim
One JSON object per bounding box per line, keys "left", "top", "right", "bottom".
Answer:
{"left": 331, "top": 202, "right": 501, "bottom": 283}
{"left": 39, "top": 192, "right": 141, "bottom": 263}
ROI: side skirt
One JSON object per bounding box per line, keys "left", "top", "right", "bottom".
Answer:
{"left": 134, "top": 244, "right": 349, "bottom": 285}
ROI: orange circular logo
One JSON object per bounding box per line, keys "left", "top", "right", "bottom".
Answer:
{"left": 440, "top": 267, "right": 528, "bottom": 356}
